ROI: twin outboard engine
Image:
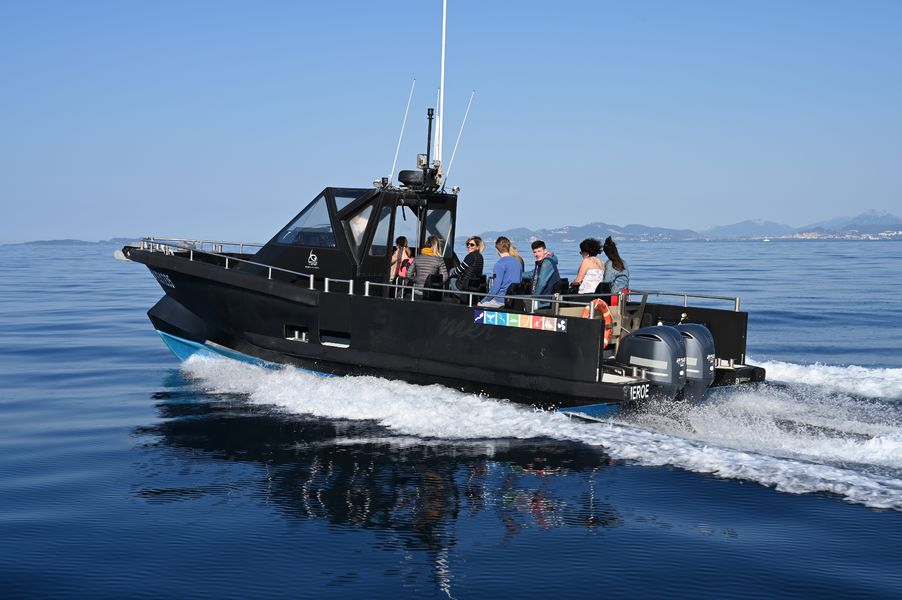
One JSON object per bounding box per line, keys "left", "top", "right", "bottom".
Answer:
{"left": 675, "top": 323, "right": 716, "bottom": 401}
{"left": 615, "top": 323, "right": 716, "bottom": 400}
{"left": 615, "top": 326, "right": 686, "bottom": 398}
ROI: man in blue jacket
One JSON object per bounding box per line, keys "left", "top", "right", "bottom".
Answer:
{"left": 527, "top": 240, "right": 561, "bottom": 308}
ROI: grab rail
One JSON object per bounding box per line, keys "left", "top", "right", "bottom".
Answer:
{"left": 623, "top": 289, "right": 741, "bottom": 312}
{"left": 137, "top": 237, "right": 319, "bottom": 289}
{"left": 324, "top": 277, "right": 354, "bottom": 294}
{"left": 142, "top": 237, "right": 265, "bottom": 256}
{"left": 362, "top": 280, "right": 603, "bottom": 314}
{"left": 135, "top": 239, "right": 741, "bottom": 311}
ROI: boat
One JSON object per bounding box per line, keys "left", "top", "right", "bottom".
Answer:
{"left": 118, "top": 113, "right": 764, "bottom": 418}
{"left": 118, "top": 3, "right": 764, "bottom": 419}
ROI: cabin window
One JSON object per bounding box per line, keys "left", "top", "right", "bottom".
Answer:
{"left": 368, "top": 206, "right": 393, "bottom": 256}
{"left": 425, "top": 208, "right": 453, "bottom": 254}
{"left": 276, "top": 194, "right": 336, "bottom": 247}
{"left": 343, "top": 203, "right": 373, "bottom": 252}
{"left": 334, "top": 190, "right": 368, "bottom": 212}
{"left": 393, "top": 206, "right": 420, "bottom": 252}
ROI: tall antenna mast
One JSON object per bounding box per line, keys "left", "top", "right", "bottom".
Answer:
{"left": 436, "top": 0, "right": 447, "bottom": 174}
{"left": 433, "top": 88, "right": 440, "bottom": 160}
{"left": 443, "top": 90, "right": 475, "bottom": 186}
{"left": 389, "top": 78, "right": 416, "bottom": 185}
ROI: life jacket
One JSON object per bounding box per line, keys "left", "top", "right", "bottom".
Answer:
{"left": 395, "top": 249, "right": 413, "bottom": 278}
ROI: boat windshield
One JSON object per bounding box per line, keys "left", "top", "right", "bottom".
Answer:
{"left": 275, "top": 194, "right": 336, "bottom": 247}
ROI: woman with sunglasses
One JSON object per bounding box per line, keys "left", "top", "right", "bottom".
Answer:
{"left": 449, "top": 236, "right": 485, "bottom": 292}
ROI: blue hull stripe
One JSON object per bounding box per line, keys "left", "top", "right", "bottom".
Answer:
{"left": 155, "top": 331, "right": 335, "bottom": 377}
{"left": 558, "top": 403, "right": 621, "bottom": 420}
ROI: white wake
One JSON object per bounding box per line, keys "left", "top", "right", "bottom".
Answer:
{"left": 756, "top": 358, "right": 902, "bottom": 400}
{"left": 181, "top": 356, "right": 902, "bottom": 511}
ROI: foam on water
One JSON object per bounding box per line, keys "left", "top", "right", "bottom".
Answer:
{"left": 757, "top": 358, "right": 902, "bottom": 400}
{"left": 181, "top": 356, "right": 902, "bottom": 511}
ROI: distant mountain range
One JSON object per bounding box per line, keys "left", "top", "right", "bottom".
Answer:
{"left": 2, "top": 238, "right": 137, "bottom": 246}
{"left": 470, "top": 210, "right": 902, "bottom": 246}
{"left": 1, "top": 237, "right": 138, "bottom": 247}
{"left": 702, "top": 220, "right": 796, "bottom": 238}
{"left": 702, "top": 210, "right": 902, "bottom": 238}
{"left": 3, "top": 211, "right": 901, "bottom": 247}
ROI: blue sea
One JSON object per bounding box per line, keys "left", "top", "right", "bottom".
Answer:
{"left": 1, "top": 240, "right": 901, "bottom": 598}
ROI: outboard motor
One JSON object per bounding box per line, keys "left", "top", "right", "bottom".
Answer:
{"left": 675, "top": 323, "right": 716, "bottom": 401}
{"left": 615, "top": 325, "right": 686, "bottom": 398}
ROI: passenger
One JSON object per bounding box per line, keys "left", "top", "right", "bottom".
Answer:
{"left": 572, "top": 238, "right": 606, "bottom": 294}
{"left": 602, "top": 236, "right": 630, "bottom": 295}
{"left": 389, "top": 236, "right": 413, "bottom": 281}
{"left": 409, "top": 235, "right": 449, "bottom": 291}
{"left": 478, "top": 236, "right": 524, "bottom": 308}
{"left": 449, "top": 235, "right": 484, "bottom": 291}
{"left": 526, "top": 240, "right": 561, "bottom": 305}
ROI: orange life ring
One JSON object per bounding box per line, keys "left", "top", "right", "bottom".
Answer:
{"left": 581, "top": 298, "right": 613, "bottom": 347}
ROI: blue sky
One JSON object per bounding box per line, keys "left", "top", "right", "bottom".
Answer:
{"left": 1, "top": 0, "right": 900, "bottom": 243}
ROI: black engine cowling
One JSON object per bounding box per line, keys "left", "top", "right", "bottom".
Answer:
{"left": 675, "top": 323, "right": 716, "bottom": 401}
{"left": 615, "top": 325, "right": 686, "bottom": 398}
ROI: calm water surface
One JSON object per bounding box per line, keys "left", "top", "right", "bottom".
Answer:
{"left": 1, "top": 240, "right": 901, "bottom": 598}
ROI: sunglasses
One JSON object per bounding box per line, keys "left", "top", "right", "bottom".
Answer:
{"left": 466, "top": 242, "right": 477, "bottom": 247}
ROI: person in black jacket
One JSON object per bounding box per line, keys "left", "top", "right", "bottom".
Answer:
{"left": 449, "top": 236, "right": 484, "bottom": 291}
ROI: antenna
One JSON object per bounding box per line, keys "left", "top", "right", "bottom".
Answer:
{"left": 443, "top": 90, "right": 475, "bottom": 186}
{"left": 389, "top": 78, "right": 416, "bottom": 185}
{"left": 436, "top": 0, "right": 447, "bottom": 170}
{"left": 433, "top": 88, "right": 440, "bottom": 160}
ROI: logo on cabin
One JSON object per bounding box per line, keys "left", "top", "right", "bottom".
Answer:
{"left": 306, "top": 250, "right": 319, "bottom": 269}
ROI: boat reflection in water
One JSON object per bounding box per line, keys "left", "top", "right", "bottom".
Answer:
{"left": 134, "top": 380, "right": 622, "bottom": 558}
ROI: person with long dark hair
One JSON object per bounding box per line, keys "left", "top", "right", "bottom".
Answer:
{"left": 449, "top": 235, "right": 484, "bottom": 291}
{"left": 389, "top": 236, "right": 413, "bottom": 281}
{"left": 573, "top": 238, "right": 605, "bottom": 294}
{"left": 601, "top": 236, "right": 629, "bottom": 294}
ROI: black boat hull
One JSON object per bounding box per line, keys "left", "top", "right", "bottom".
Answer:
{"left": 131, "top": 247, "right": 668, "bottom": 411}
{"left": 127, "top": 244, "right": 764, "bottom": 413}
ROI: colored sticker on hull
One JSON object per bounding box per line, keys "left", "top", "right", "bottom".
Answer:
{"left": 473, "top": 311, "right": 568, "bottom": 333}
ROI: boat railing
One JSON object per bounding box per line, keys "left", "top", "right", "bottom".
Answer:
{"left": 137, "top": 237, "right": 316, "bottom": 287}
{"left": 364, "top": 280, "right": 742, "bottom": 320}
{"left": 137, "top": 237, "right": 358, "bottom": 295}
{"left": 622, "top": 289, "right": 741, "bottom": 312}
{"left": 323, "top": 277, "right": 355, "bottom": 294}
{"left": 362, "top": 280, "right": 609, "bottom": 315}
{"left": 134, "top": 238, "right": 739, "bottom": 310}
{"left": 140, "top": 237, "right": 265, "bottom": 256}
